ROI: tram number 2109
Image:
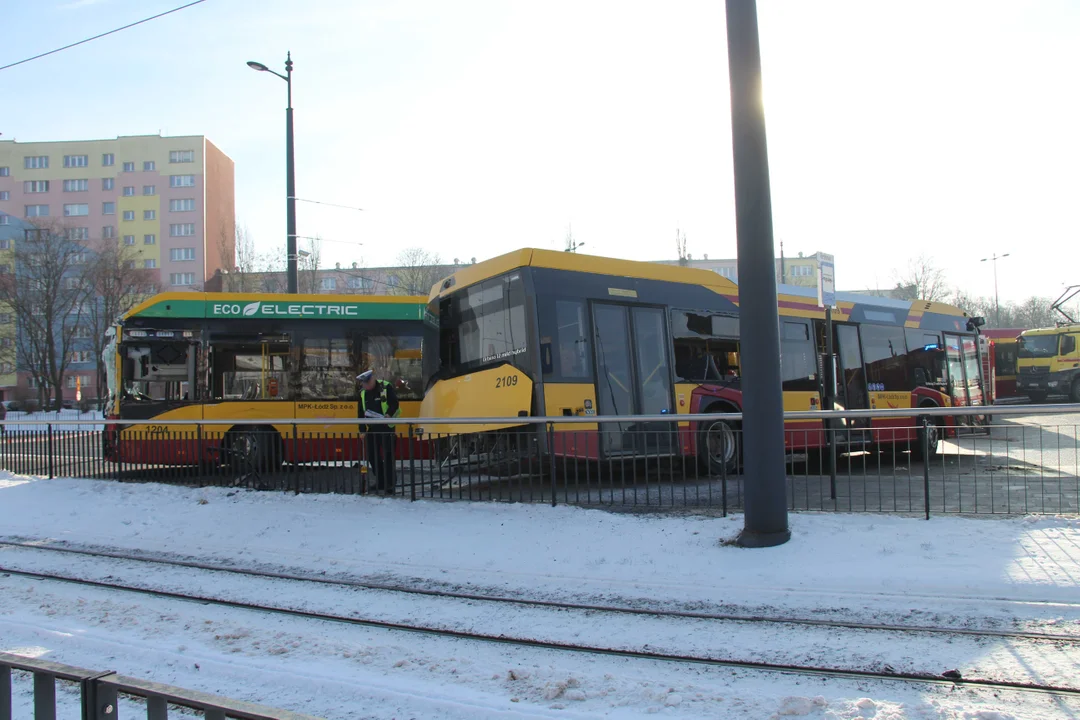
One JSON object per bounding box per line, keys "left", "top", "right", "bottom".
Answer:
{"left": 494, "top": 375, "right": 519, "bottom": 389}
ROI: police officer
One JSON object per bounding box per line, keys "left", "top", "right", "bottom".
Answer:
{"left": 356, "top": 369, "right": 400, "bottom": 494}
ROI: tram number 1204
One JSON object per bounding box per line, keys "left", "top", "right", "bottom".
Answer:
{"left": 495, "top": 375, "right": 519, "bottom": 389}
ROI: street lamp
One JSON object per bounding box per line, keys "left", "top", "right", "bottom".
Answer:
{"left": 247, "top": 52, "right": 298, "bottom": 294}
{"left": 980, "top": 252, "right": 1010, "bottom": 327}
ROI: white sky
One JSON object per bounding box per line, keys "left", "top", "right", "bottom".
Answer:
{"left": 2, "top": 0, "right": 1078, "bottom": 302}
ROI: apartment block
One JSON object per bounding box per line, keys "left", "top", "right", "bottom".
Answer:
{"left": 0, "top": 134, "right": 234, "bottom": 290}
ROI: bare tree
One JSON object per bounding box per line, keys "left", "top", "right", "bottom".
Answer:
{"left": 1013, "top": 296, "right": 1057, "bottom": 329}
{"left": 893, "top": 255, "right": 949, "bottom": 302}
{"left": 83, "top": 239, "right": 159, "bottom": 401}
{"left": 217, "top": 223, "right": 262, "bottom": 293}
{"left": 259, "top": 249, "right": 287, "bottom": 294}
{"left": 675, "top": 228, "right": 688, "bottom": 267}
{"left": 394, "top": 247, "right": 447, "bottom": 296}
{"left": 298, "top": 236, "right": 322, "bottom": 294}
{"left": 0, "top": 219, "right": 92, "bottom": 409}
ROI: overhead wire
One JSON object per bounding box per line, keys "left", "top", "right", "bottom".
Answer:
{"left": 0, "top": 0, "right": 208, "bottom": 73}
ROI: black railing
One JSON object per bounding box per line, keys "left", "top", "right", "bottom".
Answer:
{"left": 1, "top": 405, "right": 1078, "bottom": 516}
{"left": 0, "top": 651, "right": 320, "bottom": 720}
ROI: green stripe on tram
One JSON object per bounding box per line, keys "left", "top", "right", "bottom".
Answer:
{"left": 131, "top": 298, "right": 426, "bottom": 321}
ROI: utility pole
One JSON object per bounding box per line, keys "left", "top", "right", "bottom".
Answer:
{"left": 725, "top": 0, "right": 790, "bottom": 547}
{"left": 980, "top": 252, "right": 1010, "bottom": 327}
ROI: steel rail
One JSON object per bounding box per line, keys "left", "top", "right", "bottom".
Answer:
{"left": 3, "top": 564, "right": 1079, "bottom": 699}
{"left": 3, "top": 540, "right": 1075, "bottom": 643}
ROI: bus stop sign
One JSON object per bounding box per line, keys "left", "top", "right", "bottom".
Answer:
{"left": 818, "top": 253, "right": 835, "bottom": 309}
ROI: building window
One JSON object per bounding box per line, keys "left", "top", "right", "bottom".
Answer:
{"left": 122, "top": 186, "right": 135, "bottom": 197}
{"left": 24, "top": 156, "right": 49, "bottom": 170}
{"left": 0, "top": 239, "right": 9, "bottom": 249}
{"left": 24, "top": 180, "right": 49, "bottom": 193}
{"left": 102, "top": 153, "right": 115, "bottom": 167}
{"left": 169, "top": 175, "right": 195, "bottom": 188}
{"left": 69, "top": 351, "right": 93, "bottom": 364}
{"left": 0, "top": 167, "right": 9, "bottom": 176}
{"left": 124, "top": 260, "right": 136, "bottom": 269}
{"left": 0, "top": 191, "right": 8, "bottom": 201}
{"left": 143, "top": 233, "right": 156, "bottom": 245}
{"left": 143, "top": 161, "right": 156, "bottom": 171}
{"left": 321, "top": 277, "right": 337, "bottom": 290}
{"left": 170, "top": 272, "right": 195, "bottom": 286}
{"left": 122, "top": 161, "right": 135, "bottom": 172}
{"left": 123, "top": 235, "right": 135, "bottom": 246}
{"left": 0, "top": 216, "right": 9, "bottom": 226}
{"left": 122, "top": 210, "right": 135, "bottom": 221}
{"left": 0, "top": 339, "right": 10, "bottom": 349}
{"left": 63, "top": 277, "right": 82, "bottom": 290}
{"left": 144, "top": 259, "right": 157, "bottom": 269}
{"left": 0, "top": 363, "right": 13, "bottom": 374}
{"left": 63, "top": 155, "right": 89, "bottom": 168}
{"left": 143, "top": 209, "right": 156, "bottom": 220}
{"left": 170, "top": 247, "right": 196, "bottom": 261}
{"left": 73, "top": 326, "right": 91, "bottom": 339}
{"left": 143, "top": 185, "right": 156, "bottom": 196}
{"left": 63, "top": 179, "right": 89, "bottom": 192}
{"left": 25, "top": 204, "right": 49, "bottom": 217}
{"left": 169, "top": 150, "right": 195, "bottom": 163}
{"left": 64, "top": 203, "right": 89, "bottom": 217}
{"left": 170, "top": 223, "right": 196, "bottom": 237}
{"left": 69, "top": 227, "right": 90, "bottom": 241}
{"left": 347, "top": 276, "right": 372, "bottom": 290}
{"left": 0, "top": 313, "right": 10, "bottom": 323}
{"left": 102, "top": 178, "right": 115, "bottom": 191}
{"left": 102, "top": 201, "right": 115, "bottom": 215}
{"left": 169, "top": 198, "right": 195, "bottom": 212}
{"left": 102, "top": 225, "right": 116, "bottom": 239}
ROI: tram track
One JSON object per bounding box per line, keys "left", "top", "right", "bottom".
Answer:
{"left": 2, "top": 561, "right": 1079, "bottom": 701}
{"left": 2, "top": 539, "right": 1077, "bottom": 644}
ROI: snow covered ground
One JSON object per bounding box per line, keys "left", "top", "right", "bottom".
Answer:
{"left": 2, "top": 473, "right": 1079, "bottom": 719}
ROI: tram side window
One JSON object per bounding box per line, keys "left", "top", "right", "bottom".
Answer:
{"left": 780, "top": 321, "right": 817, "bottom": 392}
{"left": 554, "top": 300, "right": 591, "bottom": 379}
{"left": 210, "top": 336, "right": 291, "bottom": 400}
{"left": 904, "top": 329, "right": 945, "bottom": 388}
{"left": 860, "top": 324, "right": 910, "bottom": 391}
{"left": 671, "top": 310, "right": 739, "bottom": 383}
{"left": 360, "top": 335, "right": 423, "bottom": 400}
{"left": 300, "top": 337, "right": 353, "bottom": 400}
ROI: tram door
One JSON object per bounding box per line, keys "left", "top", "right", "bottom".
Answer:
{"left": 591, "top": 303, "right": 674, "bottom": 456}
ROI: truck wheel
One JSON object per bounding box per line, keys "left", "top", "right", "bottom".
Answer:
{"left": 1071, "top": 380, "right": 1080, "bottom": 404}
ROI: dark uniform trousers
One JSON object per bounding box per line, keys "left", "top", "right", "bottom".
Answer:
{"left": 367, "top": 430, "right": 396, "bottom": 492}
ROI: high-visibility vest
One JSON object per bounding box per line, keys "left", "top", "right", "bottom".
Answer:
{"left": 361, "top": 380, "right": 400, "bottom": 429}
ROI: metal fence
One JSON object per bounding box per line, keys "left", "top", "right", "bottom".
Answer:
{"left": 1, "top": 405, "right": 1078, "bottom": 516}
{"left": 0, "top": 651, "right": 320, "bottom": 720}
